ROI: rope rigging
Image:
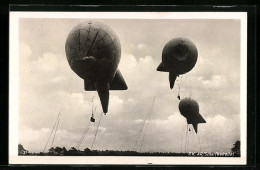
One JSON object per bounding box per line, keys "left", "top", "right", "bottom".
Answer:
{"left": 132, "top": 102, "right": 150, "bottom": 151}
{"left": 177, "top": 77, "right": 180, "bottom": 100}
{"left": 182, "top": 124, "right": 203, "bottom": 153}
{"left": 76, "top": 94, "right": 97, "bottom": 149}
{"left": 184, "top": 124, "right": 189, "bottom": 153}
{"left": 187, "top": 125, "right": 190, "bottom": 152}
{"left": 180, "top": 123, "right": 187, "bottom": 152}
{"left": 42, "top": 70, "right": 75, "bottom": 153}
{"left": 177, "top": 86, "right": 181, "bottom": 100}
{"left": 42, "top": 112, "right": 61, "bottom": 153}
{"left": 133, "top": 97, "right": 156, "bottom": 151}
{"left": 51, "top": 116, "right": 60, "bottom": 147}
{"left": 139, "top": 96, "right": 156, "bottom": 152}
{"left": 76, "top": 121, "right": 92, "bottom": 149}
{"left": 189, "top": 90, "right": 192, "bottom": 98}
{"left": 177, "top": 75, "right": 189, "bottom": 100}
{"left": 198, "top": 132, "right": 202, "bottom": 152}
{"left": 91, "top": 105, "right": 97, "bottom": 122}
{"left": 91, "top": 111, "right": 104, "bottom": 150}
{"left": 191, "top": 126, "right": 195, "bottom": 153}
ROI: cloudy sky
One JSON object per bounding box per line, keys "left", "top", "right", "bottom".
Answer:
{"left": 18, "top": 18, "right": 241, "bottom": 154}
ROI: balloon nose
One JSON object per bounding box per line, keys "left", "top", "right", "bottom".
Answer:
{"left": 175, "top": 54, "right": 188, "bottom": 61}
{"left": 173, "top": 43, "right": 189, "bottom": 61}
{"left": 174, "top": 50, "right": 188, "bottom": 61}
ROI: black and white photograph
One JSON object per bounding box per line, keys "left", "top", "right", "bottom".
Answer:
{"left": 9, "top": 12, "right": 247, "bottom": 165}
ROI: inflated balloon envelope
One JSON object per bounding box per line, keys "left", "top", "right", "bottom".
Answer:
{"left": 178, "top": 97, "right": 206, "bottom": 133}
{"left": 157, "top": 37, "right": 198, "bottom": 89}
{"left": 65, "top": 21, "right": 128, "bottom": 114}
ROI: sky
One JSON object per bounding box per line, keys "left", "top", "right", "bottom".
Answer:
{"left": 18, "top": 18, "right": 241, "bottom": 153}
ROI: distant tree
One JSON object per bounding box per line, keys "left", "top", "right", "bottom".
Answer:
{"left": 62, "top": 147, "right": 67, "bottom": 154}
{"left": 65, "top": 147, "right": 80, "bottom": 156}
{"left": 46, "top": 146, "right": 67, "bottom": 156}
{"left": 48, "top": 147, "right": 55, "bottom": 155}
{"left": 18, "top": 144, "right": 24, "bottom": 155}
{"left": 39, "top": 152, "right": 45, "bottom": 156}
{"left": 231, "top": 140, "right": 240, "bottom": 156}
{"left": 83, "top": 147, "right": 91, "bottom": 155}
{"left": 18, "top": 144, "right": 29, "bottom": 155}
{"left": 54, "top": 147, "right": 64, "bottom": 155}
{"left": 70, "top": 147, "right": 78, "bottom": 151}
{"left": 84, "top": 147, "right": 90, "bottom": 152}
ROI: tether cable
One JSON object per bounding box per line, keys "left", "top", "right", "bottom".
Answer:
{"left": 91, "top": 112, "right": 103, "bottom": 150}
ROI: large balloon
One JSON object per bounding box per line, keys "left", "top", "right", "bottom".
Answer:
{"left": 179, "top": 97, "right": 206, "bottom": 133}
{"left": 157, "top": 37, "right": 198, "bottom": 89}
{"left": 65, "top": 20, "right": 128, "bottom": 114}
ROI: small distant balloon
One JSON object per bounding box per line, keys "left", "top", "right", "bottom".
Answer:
{"left": 178, "top": 97, "right": 206, "bottom": 133}
{"left": 157, "top": 37, "right": 198, "bottom": 89}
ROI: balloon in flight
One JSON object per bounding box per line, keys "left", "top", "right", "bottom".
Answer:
{"left": 157, "top": 37, "right": 198, "bottom": 89}
{"left": 65, "top": 20, "right": 128, "bottom": 114}
{"left": 179, "top": 97, "right": 206, "bottom": 133}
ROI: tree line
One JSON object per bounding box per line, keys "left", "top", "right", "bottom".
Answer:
{"left": 18, "top": 140, "right": 240, "bottom": 157}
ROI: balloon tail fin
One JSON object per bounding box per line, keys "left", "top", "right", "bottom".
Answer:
{"left": 95, "top": 82, "right": 109, "bottom": 114}
{"left": 110, "top": 69, "right": 128, "bottom": 90}
{"left": 192, "top": 123, "right": 198, "bottom": 133}
{"left": 169, "top": 72, "right": 178, "bottom": 89}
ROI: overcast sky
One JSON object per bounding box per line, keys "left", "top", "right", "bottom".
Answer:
{"left": 18, "top": 18, "right": 241, "bottom": 153}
